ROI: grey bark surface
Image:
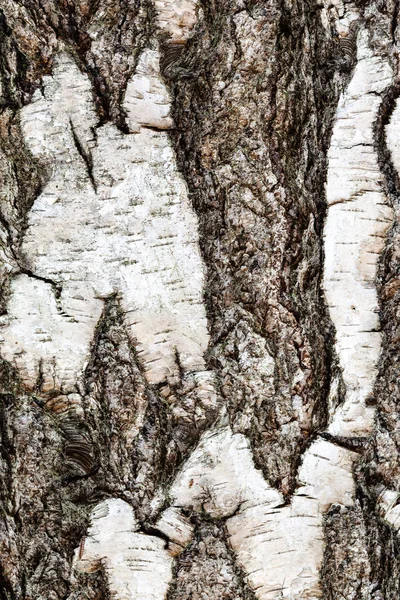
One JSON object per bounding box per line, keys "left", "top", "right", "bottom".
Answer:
{"left": 0, "top": 0, "right": 399, "bottom": 599}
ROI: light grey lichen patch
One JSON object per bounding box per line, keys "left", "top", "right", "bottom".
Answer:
{"left": 216, "top": 321, "right": 276, "bottom": 433}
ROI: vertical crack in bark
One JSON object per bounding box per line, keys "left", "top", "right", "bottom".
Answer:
{"left": 68, "top": 118, "right": 97, "bottom": 192}
{"left": 374, "top": 79, "right": 400, "bottom": 206}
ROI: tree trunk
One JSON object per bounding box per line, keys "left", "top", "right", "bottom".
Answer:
{"left": 0, "top": 0, "right": 400, "bottom": 598}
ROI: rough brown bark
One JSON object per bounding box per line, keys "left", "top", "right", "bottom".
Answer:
{"left": 0, "top": 0, "right": 399, "bottom": 599}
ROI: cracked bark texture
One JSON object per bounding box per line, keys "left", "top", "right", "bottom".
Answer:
{"left": 0, "top": 0, "right": 400, "bottom": 599}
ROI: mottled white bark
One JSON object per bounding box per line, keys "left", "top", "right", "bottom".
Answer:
{"left": 155, "top": 0, "right": 198, "bottom": 43}
{"left": 169, "top": 425, "right": 356, "bottom": 599}
{"left": 0, "top": 47, "right": 210, "bottom": 392}
{"left": 73, "top": 499, "right": 174, "bottom": 600}
{"left": 377, "top": 489, "right": 400, "bottom": 531}
{"left": 324, "top": 30, "right": 393, "bottom": 437}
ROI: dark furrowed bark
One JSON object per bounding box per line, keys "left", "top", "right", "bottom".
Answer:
{"left": 169, "top": 0, "right": 348, "bottom": 492}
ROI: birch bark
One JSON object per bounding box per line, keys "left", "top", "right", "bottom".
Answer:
{"left": 0, "top": 1, "right": 400, "bottom": 599}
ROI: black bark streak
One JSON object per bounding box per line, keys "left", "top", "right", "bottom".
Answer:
{"left": 392, "top": 0, "right": 399, "bottom": 45}
{"left": 374, "top": 79, "right": 400, "bottom": 207}
{"left": 69, "top": 118, "right": 97, "bottom": 192}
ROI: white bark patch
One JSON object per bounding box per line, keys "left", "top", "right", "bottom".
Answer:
{"left": 169, "top": 426, "right": 356, "bottom": 599}
{"left": 317, "top": 1, "right": 358, "bottom": 35}
{"left": 73, "top": 499, "right": 173, "bottom": 599}
{"left": 0, "top": 51, "right": 210, "bottom": 391}
{"left": 154, "top": 0, "right": 198, "bottom": 43}
{"left": 0, "top": 274, "right": 103, "bottom": 393}
{"left": 324, "top": 31, "right": 393, "bottom": 436}
{"left": 124, "top": 49, "right": 174, "bottom": 132}
{"left": 377, "top": 489, "right": 400, "bottom": 532}
{"left": 155, "top": 507, "right": 195, "bottom": 556}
